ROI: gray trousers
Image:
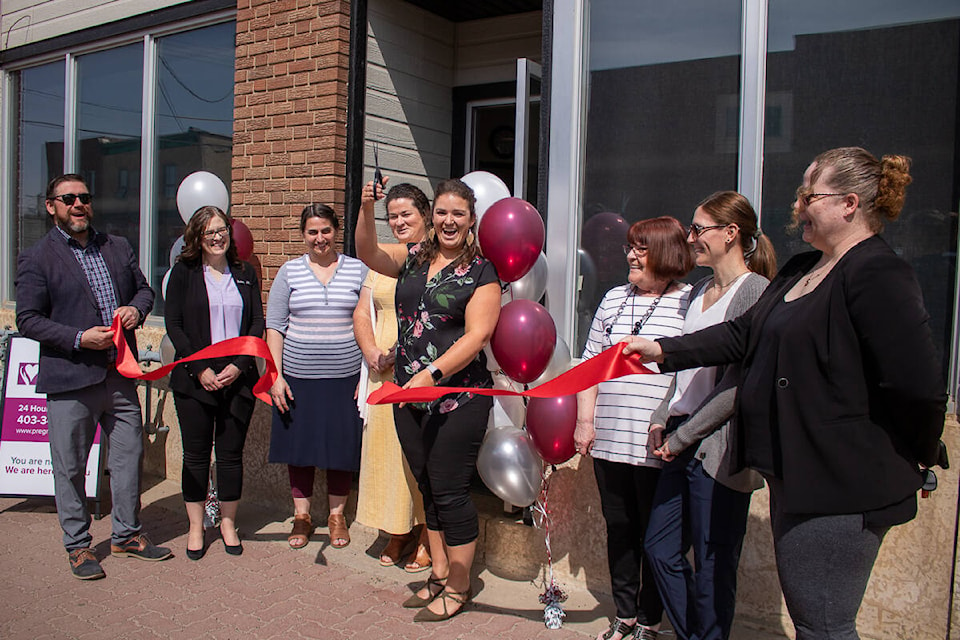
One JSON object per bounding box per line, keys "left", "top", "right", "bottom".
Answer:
{"left": 46, "top": 369, "right": 144, "bottom": 550}
{"left": 769, "top": 479, "right": 887, "bottom": 640}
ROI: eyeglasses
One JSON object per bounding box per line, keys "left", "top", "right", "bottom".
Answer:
{"left": 202, "top": 227, "right": 229, "bottom": 239}
{"left": 798, "top": 192, "right": 845, "bottom": 207}
{"left": 688, "top": 223, "right": 726, "bottom": 238}
{"left": 49, "top": 193, "right": 92, "bottom": 206}
{"left": 622, "top": 244, "right": 648, "bottom": 256}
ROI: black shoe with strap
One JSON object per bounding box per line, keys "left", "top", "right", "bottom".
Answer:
{"left": 601, "top": 618, "right": 637, "bottom": 640}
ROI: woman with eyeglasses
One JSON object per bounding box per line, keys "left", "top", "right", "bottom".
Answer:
{"left": 165, "top": 206, "right": 265, "bottom": 559}
{"left": 642, "top": 192, "right": 775, "bottom": 640}
{"left": 575, "top": 216, "right": 695, "bottom": 640}
{"left": 624, "top": 148, "right": 946, "bottom": 639}
{"left": 266, "top": 204, "right": 368, "bottom": 551}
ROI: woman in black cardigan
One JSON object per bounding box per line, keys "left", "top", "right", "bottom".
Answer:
{"left": 624, "top": 147, "right": 946, "bottom": 639}
{"left": 165, "top": 206, "right": 265, "bottom": 559}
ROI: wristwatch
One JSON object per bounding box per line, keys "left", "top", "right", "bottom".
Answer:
{"left": 426, "top": 363, "right": 443, "bottom": 383}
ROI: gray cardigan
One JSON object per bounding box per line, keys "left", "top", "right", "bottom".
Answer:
{"left": 649, "top": 272, "right": 768, "bottom": 493}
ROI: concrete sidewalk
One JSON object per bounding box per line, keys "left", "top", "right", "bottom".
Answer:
{"left": 0, "top": 478, "right": 787, "bottom": 639}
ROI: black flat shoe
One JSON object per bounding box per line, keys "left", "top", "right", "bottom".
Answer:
{"left": 224, "top": 541, "right": 243, "bottom": 556}
{"left": 186, "top": 546, "right": 206, "bottom": 561}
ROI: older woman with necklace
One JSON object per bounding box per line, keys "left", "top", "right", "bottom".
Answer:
{"left": 575, "top": 216, "right": 695, "bottom": 640}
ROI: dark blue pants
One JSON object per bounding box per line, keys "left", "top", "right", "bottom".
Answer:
{"left": 644, "top": 446, "right": 751, "bottom": 640}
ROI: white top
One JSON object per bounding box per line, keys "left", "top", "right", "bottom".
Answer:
{"left": 203, "top": 264, "right": 242, "bottom": 344}
{"left": 582, "top": 283, "right": 691, "bottom": 466}
{"left": 668, "top": 274, "right": 748, "bottom": 418}
{"left": 266, "top": 253, "right": 368, "bottom": 379}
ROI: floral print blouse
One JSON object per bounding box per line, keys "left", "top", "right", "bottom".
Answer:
{"left": 394, "top": 243, "right": 499, "bottom": 413}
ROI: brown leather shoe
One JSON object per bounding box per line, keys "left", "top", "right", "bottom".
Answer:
{"left": 327, "top": 513, "right": 350, "bottom": 548}
{"left": 69, "top": 548, "right": 105, "bottom": 580}
{"left": 111, "top": 534, "right": 172, "bottom": 561}
{"left": 288, "top": 514, "right": 313, "bottom": 549}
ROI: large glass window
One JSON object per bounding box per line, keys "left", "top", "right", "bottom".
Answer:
{"left": 13, "top": 61, "right": 65, "bottom": 281}
{"left": 7, "top": 19, "right": 234, "bottom": 314}
{"left": 154, "top": 22, "right": 235, "bottom": 307}
{"left": 77, "top": 43, "right": 144, "bottom": 254}
{"left": 762, "top": 2, "right": 960, "bottom": 372}
{"left": 576, "top": 0, "right": 743, "bottom": 352}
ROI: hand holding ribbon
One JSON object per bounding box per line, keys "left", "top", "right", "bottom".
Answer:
{"left": 367, "top": 341, "right": 652, "bottom": 404}
{"left": 110, "top": 315, "right": 279, "bottom": 404}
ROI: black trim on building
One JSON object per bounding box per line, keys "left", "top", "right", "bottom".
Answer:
{"left": 344, "top": 0, "right": 369, "bottom": 257}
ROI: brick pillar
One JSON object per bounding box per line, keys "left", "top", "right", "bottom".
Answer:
{"left": 233, "top": 0, "right": 352, "bottom": 292}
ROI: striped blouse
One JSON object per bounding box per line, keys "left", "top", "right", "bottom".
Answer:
{"left": 266, "top": 253, "right": 368, "bottom": 379}
{"left": 581, "top": 283, "right": 691, "bottom": 467}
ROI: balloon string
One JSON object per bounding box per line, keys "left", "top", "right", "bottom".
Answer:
{"left": 535, "top": 464, "right": 567, "bottom": 628}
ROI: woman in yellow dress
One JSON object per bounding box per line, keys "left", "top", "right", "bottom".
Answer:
{"left": 354, "top": 182, "right": 432, "bottom": 572}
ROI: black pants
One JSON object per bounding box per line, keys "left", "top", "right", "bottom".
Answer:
{"left": 174, "top": 391, "right": 255, "bottom": 503}
{"left": 393, "top": 396, "right": 491, "bottom": 547}
{"left": 594, "top": 457, "right": 664, "bottom": 625}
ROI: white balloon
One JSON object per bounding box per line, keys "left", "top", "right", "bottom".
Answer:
{"left": 176, "top": 171, "right": 229, "bottom": 223}
{"left": 161, "top": 269, "right": 172, "bottom": 300}
{"left": 528, "top": 338, "right": 572, "bottom": 388}
{"left": 502, "top": 252, "right": 548, "bottom": 304}
{"left": 461, "top": 171, "right": 511, "bottom": 224}
{"left": 169, "top": 236, "right": 185, "bottom": 267}
{"left": 490, "top": 371, "right": 526, "bottom": 429}
{"left": 159, "top": 334, "right": 176, "bottom": 367}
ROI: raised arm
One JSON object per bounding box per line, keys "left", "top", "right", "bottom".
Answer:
{"left": 355, "top": 178, "right": 411, "bottom": 277}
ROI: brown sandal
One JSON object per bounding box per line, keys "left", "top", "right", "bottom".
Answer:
{"left": 380, "top": 532, "right": 415, "bottom": 567}
{"left": 404, "top": 541, "right": 432, "bottom": 573}
{"left": 288, "top": 514, "right": 312, "bottom": 549}
{"left": 327, "top": 513, "right": 350, "bottom": 549}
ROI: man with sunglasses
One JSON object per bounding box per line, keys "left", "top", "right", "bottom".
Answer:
{"left": 15, "top": 173, "right": 169, "bottom": 580}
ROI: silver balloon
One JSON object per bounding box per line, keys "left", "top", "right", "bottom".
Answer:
{"left": 483, "top": 342, "right": 500, "bottom": 372}
{"left": 159, "top": 334, "right": 176, "bottom": 367}
{"left": 489, "top": 371, "right": 526, "bottom": 429}
{"left": 169, "top": 235, "right": 185, "bottom": 267}
{"left": 477, "top": 426, "right": 542, "bottom": 507}
{"left": 502, "top": 252, "right": 548, "bottom": 304}
{"left": 528, "top": 337, "right": 572, "bottom": 388}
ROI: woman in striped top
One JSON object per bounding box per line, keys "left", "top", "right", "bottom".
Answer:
{"left": 266, "top": 204, "right": 368, "bottom": 550}
{"left": 575, "top": 216, "right": 695, "bottom": 640}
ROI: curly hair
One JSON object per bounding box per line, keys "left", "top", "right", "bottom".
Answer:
{"left": 810, "top": 147, "right": 912, "bottom": 233}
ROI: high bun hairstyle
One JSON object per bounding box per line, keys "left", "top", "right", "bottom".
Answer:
{"left": 811, "top": 147, "right": 912, "bottom": 233}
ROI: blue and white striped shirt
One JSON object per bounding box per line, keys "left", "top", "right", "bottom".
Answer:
{"left": 266, "top": 253, "right": 368, "bottom": 379}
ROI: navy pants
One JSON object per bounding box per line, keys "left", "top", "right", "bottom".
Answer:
{"left": 644, "top": 446, "right": 751, "bottom": 640}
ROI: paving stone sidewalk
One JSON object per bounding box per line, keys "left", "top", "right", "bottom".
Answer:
{"left": 0, "top": 477, "right": 787, "bottom": 639}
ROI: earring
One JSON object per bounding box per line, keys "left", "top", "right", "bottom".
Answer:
{"left": 427, "top": 228, "right": 436, "bottom": 242}
{"left": 466, "top": 230, "right": 475, "bottom": 247}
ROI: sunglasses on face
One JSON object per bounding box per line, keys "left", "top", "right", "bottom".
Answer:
{"left": 50, "top": 193, "right": 92, "bottom": 206}
{"left": 202, "top": 227, "right": 230, "bottom": 239}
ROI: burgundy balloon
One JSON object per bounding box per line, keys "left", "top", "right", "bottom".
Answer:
{"left": 490, "top": 300, "right": 557, "bottom": 384}
{"left": 581, "top": 211, "right": 630, "bottom": 284}
{"left": 231, "top": 218, "right": 255, "bottom": 261}
{"left": 478, "top": 197, "right": 545, "bottom": 283}
{"left": 526, "top": 395, "right": 578, "bottom": 464}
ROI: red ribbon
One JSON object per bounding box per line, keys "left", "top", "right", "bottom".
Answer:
{"left": 111, "top": 316, "right": 279, "bottom": 404}
{"left": 367, "top": 341, "right": 652, "bottom": 404}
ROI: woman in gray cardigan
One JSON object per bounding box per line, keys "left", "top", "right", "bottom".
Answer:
{"left": 643, "top": 192, "right": 776, "bottom": 640}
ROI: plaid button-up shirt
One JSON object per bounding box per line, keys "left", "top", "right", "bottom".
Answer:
{"left": 56, "top": 226, "right": 119, "bottom": 360}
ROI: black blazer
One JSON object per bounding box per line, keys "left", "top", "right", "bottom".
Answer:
{"left": 15, "top": 228, "right": 155, "bottom": 394}
{"left": 163, "top": 259, "right": 265, "bottom": 404}
{"left": 658, "top": 235, "right": 946, "bottom": 516}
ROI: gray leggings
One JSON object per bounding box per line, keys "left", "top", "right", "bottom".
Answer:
{"left": 769, "top": 481, "right": 888, "bottom": 640}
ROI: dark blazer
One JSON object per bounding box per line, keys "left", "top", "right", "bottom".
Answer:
{"left": 658, "top": 235, "right": 946, "bottom": 516}
{"left": 15, "top": 228, "right": 155, "bottom": 395}
{"left": 163, "top": 259, "right": 265, "bottom": 404}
